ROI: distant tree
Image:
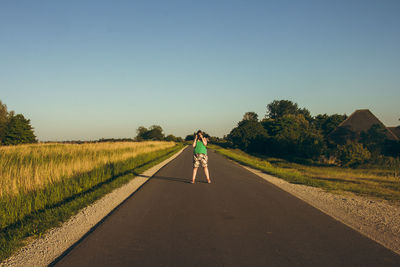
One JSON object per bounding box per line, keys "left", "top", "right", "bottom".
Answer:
{"left": 260, "top": 118, "right": 279, "bottom": 136}
{"left": 242, "top": 112, "right": 258, "bottom": 122}
{"left": 266, "top": 100, "right": 311, "bottom": 121}
{"left": 185, "top": 134, "right": 195, "bottom": 141}
{"left": 165, "top": 134, "right": 179, "bottom": 142}
{"left": 278, "top": 114, "right": 323, "bottom": 158}
{"left": 3, "top": 114, "right": 37, "bottom": 145}
{"left": 165, "top": 134, "right": 174, "bottom": 142}
{"left": 98, "top": 138, "right": 134, "bottom": 142}
{"left": 145, "top": 125, "right": 164, "bottom": 140}
{"left": 135, "top": 125, "right": 165, "bottom": 141}
{"left": 227, "top": 119, "right": 269, "bottom": 152}
{"left": 314, "top": 113, "right": 347, "bottom": 137}
{"left": 136, "top": 126, "right": 148, "bottom": 141}
{"left": 262, "top": 114, "right": 325, "bottom": 159}
{"left": 164, "top": 135, "right": 184, "bottom": 142}
{"left": 0, "top": 100, "right": 8, "bottom": 143}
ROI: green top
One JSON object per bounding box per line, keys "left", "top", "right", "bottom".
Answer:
{"left": 194, "top": 140, "right": 207, "bottom": 155}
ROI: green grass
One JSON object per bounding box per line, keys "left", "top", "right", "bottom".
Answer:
{"left": 209, "top": 144, "right": 400, "bottom": 202}
{"left": 0, "top": 144, "right": 183, "bottom": 261}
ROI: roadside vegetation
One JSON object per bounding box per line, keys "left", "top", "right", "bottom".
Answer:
{"left": 210, "top": 145, "right": 400, "bottom": 202}
{"left": 0, "top": 141, "right": 183, "bottom": 261}
{"left": 214, "top": 100, "right": 400, "bottom": 169}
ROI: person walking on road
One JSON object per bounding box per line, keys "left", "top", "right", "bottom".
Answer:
{"left": 192, "top": 130, "right": 211, "bottom": 184}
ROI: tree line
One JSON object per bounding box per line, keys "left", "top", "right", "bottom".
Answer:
{"left": 220, "top": 100, "right": 400, "bottom": 167}
{"left": 0, "top": 100, "right": 37, "bottom": 145}
{"left": 135, "top": 125, "right": 184, "bottom": 142}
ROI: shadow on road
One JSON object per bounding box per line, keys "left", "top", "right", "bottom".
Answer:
{"left": 136, "top": 174, "right": 208, "bottom": 184}
{"left": 152, "top": 175, "right": 192, "bottom": 184}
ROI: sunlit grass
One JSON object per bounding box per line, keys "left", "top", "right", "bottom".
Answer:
{"left": 210, "top": 145, "right": 400, "bottom": 201}
{"left": 0, "top": 141, "right": 174, "bottom": 197}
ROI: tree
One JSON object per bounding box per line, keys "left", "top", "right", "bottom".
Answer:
{"left": 165, "top": 134, "right": 175, "bottom": 142}
{"left": 262, "top": 114, "right": 325, "bottom": 159}
{"left": 185, "top": 134, "right": 195, "bottom": 141}
{"left": 276, "top": 114, "right": 323, "bottom": 158}
{"left": 297, "top": 130, "right": 326, "bottom": 159}
{"left": 135, "top": 125, "right": 165, "bottom": 141}
{"left": 165, "top": 134, "right": 183, "bottom": 142}
{"left": 227, "top": 119, "right": 269, "bottom": 152}
{"left": 242, "top": 112, "right": 258, "bottom": 121}
{"left": 0, "top": 100, "right": 8, "bottom": 143}
{"left": 314, "top": 113, "right": 347, "bottom": 137}
{"left": 3, "top": 114, "right": 37, "bottom": 145}
{"left": 136, "top": 126, "right": 148, "bottom": 141}
{"left": 266, "top": 100, "right": 311, "bottom": 121}
{"left": 145, "top": 125, "right": 164, "bottom": 140}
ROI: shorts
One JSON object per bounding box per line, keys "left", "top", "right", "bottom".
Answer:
{"left": 193, "top": 153, "right": 208, "bottom": 168}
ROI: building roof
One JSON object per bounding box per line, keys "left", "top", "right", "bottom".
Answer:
{"left": 388, "top": 126, "right": 400, "bottom": 140}
{"left": 334, "top": 109, "right": 399, "bottom": 141}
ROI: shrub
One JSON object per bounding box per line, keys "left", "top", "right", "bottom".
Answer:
{"left": 336, "top": 141, "right": 371, "bottom": 167}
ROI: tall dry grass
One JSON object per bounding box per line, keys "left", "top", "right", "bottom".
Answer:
{"left": 0, "top": 141, "right": 174, "bottom": 197}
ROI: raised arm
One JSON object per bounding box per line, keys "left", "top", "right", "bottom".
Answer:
{"left": 201, "top": 136, "right": 208, "bottom": 146}
{"left": 192, "top": 134, "right": 198, "bottom": 148}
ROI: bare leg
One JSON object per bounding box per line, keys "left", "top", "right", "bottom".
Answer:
{"left": 204, "top": 166, "right": 211, "bottom": 183}
{"left": 192, "top": 167, "right": 198, "bottom": 183}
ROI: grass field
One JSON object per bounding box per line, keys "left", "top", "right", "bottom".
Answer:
{"left": 0, "top": 141, "right": 182, "bottom": 261}
{"left": 0, "top": 141, "right": 174, "bottom": 197}
{"left": 209, "top": 145, "right": 400, "bottom": 202}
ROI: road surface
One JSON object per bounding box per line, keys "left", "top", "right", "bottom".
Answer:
{"left": 54, "top": 147, "right": 400, "bottom": 266}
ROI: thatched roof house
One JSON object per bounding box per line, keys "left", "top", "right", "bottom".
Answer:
{"left": 330, "top": 109, "right": 399, "bottom": 142}
{"left": 388, "top": 127, "right": 400, "bottom": 140}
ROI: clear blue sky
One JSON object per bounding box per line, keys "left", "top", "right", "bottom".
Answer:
{"left": 1, "top": 0, "right": 399, "bottom": 141}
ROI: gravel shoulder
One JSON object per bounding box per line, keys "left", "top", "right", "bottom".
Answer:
{"left": 0, "top": 147, "right": 186, "bottom": 267}
{"left": 239, "top": 164, "right": 400, "bottom": 255}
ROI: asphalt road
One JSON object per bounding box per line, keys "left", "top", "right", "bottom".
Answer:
{"left": 54, "top": 147, "right": 400, "bottom": 266}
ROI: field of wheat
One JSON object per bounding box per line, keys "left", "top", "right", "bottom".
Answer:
{"left": 0, "top": 141, "right": 175, "bottom": 197}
